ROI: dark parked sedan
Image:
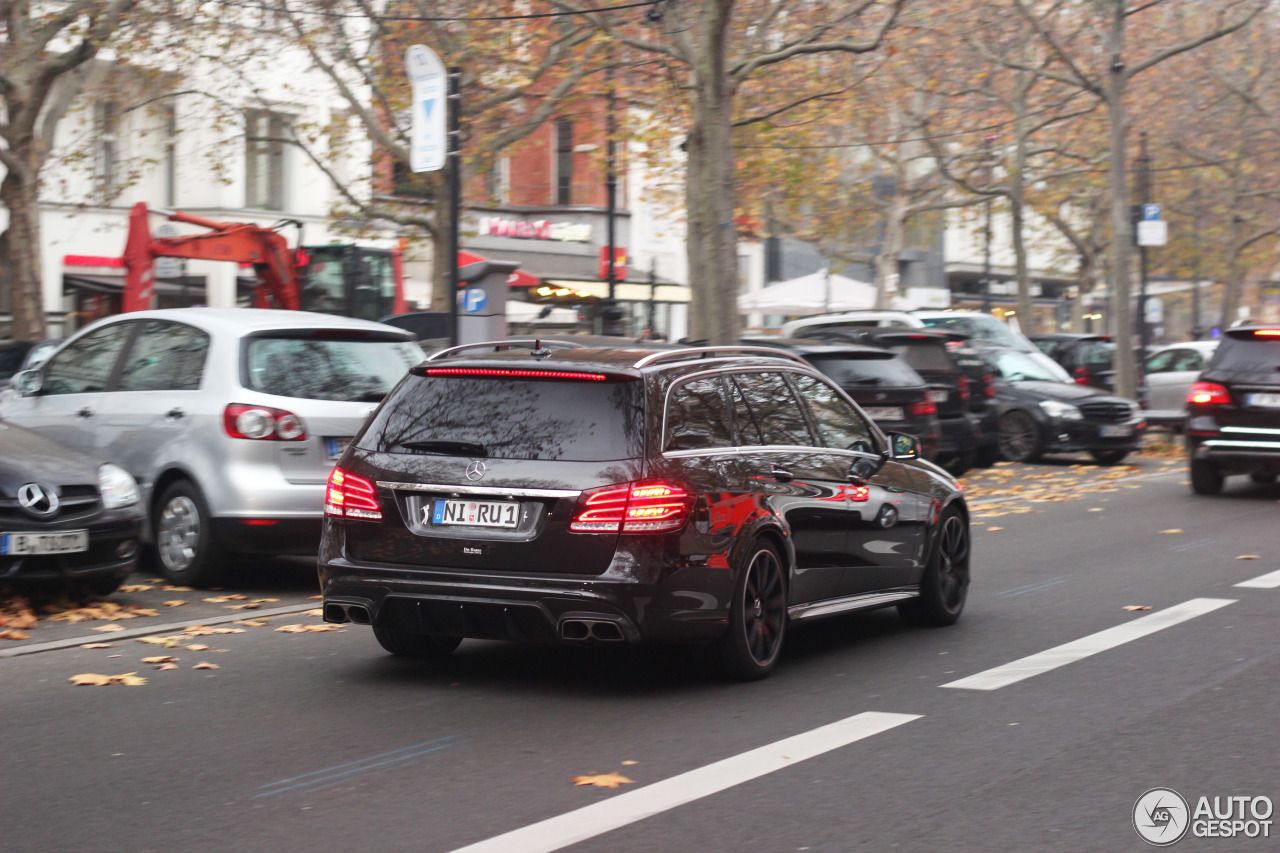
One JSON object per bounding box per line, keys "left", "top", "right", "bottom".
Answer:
{"left": 976, "top": 346, "right": 1147, "bottom": 465}
{"left": 0, "top": 422, "right": 143, "bottom": 594}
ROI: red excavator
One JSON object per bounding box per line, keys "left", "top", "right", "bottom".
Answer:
{"left": 121, "top": 202, "right": 407, "bottom": 319}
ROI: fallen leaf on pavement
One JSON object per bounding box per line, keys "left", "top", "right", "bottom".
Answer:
{"left": 308, "top": 595, "right": 323, "bottom": 600}
{"left": 137, "top": 636, "right": 182, "bottom": 648}
{"left": 987, "top": 527, "right": 1004, "bottom": 532}
{"left": 225, "top": 603, "right": 260, "bottom": 610}
{"left": 275, "top": 624, "right": 342, "bottom": 633}
{"left": 193, "top": 662, "right": 220, "bottom": 669}
{"left": 140, "top": 655, "right": 176, "bottom": 664}
{"left": 253, "top": 598, "right": 279, "bottom": 604}
{"left": 115, "top": 673, "right": 148, "bottom": 686}
{"left": 161, "top": 585, "right": 193, "bottom": 592}
{"left": 163, "top": 600, "right": 187, "bottom": 607}
{"left": 572, "top": 773, "right": 633, "bottom": 789}
{"left": 92, "top": 624, "right": 126, "bottom": 632}
{"left": 68, "top": 672, "right": 147, "bottom": 686}
{"left": 0, "top": 628, "right": 30, "bottom": 640}
{"left": 119, "top": 584, "right": 153, "bottom": 593}
{"left": 80, "top": 643, "right": 114, "bottom": 649}
{"left": 1160, "top": 529, "right": 1183, "bottom": 534}
{"left": 1123, "top": 605, "right": 1153, "bottom": 611}
{"left": 0, "top": 608, "right": 38, "bottom": 629}
{"left": 202, "top": 596, "right": 234, "bottom": 603}
{"left": 235, "top": 619, "right": 268, "bottom": 627}
{"left": 1088, "top": 508, "right": 1104, "bottom": 512}
{"left": 304, "top": 608, "right": 324, "bottom": 617}
{"left": 182, "top": 626, "right": 244, "bottom": 636}
{"left": 1236, "top": 555, "right": 1261, "bottom": 560}
{"left": 185, "top": 643, "right": 211, "bottom": 651}
{"left": 621, "top": 760, "right": 638, "bottom": 766}
{"left": 146, "top": 578, "right": 163, "bottom": 583}
{"left": 154, "top": 662, "right": 179, "bottom": 670}
{"left": 130, "top": 608, "right": 160, "bottom": 617}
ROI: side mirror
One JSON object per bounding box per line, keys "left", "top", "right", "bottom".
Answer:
{"left": 847, "top": 453, "right": 885, "bottom": 483}
{"left": 14, "top": 369, "right": 42, "bottom": 397}
{"left": 887, "top": 432, "right": 920, "bottom": 460}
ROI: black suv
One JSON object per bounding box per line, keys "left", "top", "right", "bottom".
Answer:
{"left": 1186, "top": 327, "right": 1280, "bottom": 494}
{"left": 1029, "top": 333, "right": 1117, "bottom": 389}
{"left": 320, "top": 342, "right": 970, "bottom": 679}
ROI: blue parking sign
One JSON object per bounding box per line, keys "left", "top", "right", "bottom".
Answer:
{"left": 1142, "top": 203, "right": 1162, "bottom": 221}
{"left": 463, "top": 287, "right": 487, "bottom": 313}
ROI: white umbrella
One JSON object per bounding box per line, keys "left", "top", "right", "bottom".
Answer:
{"left": 738, "top": 270, "right": 877, "bottom": 315}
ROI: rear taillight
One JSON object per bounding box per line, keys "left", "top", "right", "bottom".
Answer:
{"left": 325, "top": 466, "right": 382, "bottom": 521}
{"left": 957, "top": 375, "right": 970, "bottom": 402}
{"left": 1073, "top": 367, "right": 1090, "bottom": 385}
{"left": 224, "top": 404, "right": 307, "bottom": 441}
{"left": 983, "top": 373, "right": 997, "bottom": 398}
{"left": 569, "top": 481, "right": 693, "bottom": 533}
{"left": 1188, "top": 382, "right": 1231, "bottom": 406}
{"left": 908, "top": 398, "right": 937, "bottom": 417}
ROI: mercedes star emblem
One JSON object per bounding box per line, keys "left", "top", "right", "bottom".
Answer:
{"left": 17, "top": 482, "right": 59, "bottom": 517}
{"left": 465, "top": 460, "right": 487, "bottom": 481}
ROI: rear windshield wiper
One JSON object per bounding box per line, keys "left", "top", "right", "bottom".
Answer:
{"left": 398, "top": 440, "right": 489, "bottom": 456}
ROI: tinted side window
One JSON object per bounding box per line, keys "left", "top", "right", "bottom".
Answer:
{"left": 729, "top": 378, "right": 763, "bottom": 445}
{"left": 666, "top": 376, "right": 733, "bottom": 451}
{"left": 117, "top": 321, "right": 209, "bottom": 391}
{"left": 1171, "top": 350, "right": 1204, "bottom": 372}
{"left": 791, "top": 373, "right": 876, "bottom": 453}
{"left": 43, "top": 323, "right": 133, "bottom": 395}
{"left": 734, "top": 372, "right": 814, "bottom": 447}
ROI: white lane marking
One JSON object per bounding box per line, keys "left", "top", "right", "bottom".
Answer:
{"left": 942, "top": 598, "right": 1236, "bottom": 691}
{"left": 446, "top": 711, "right": 921, "bottom": 853}
{"left": 1235, "top": 568, "right": 1280, "bottom": 588}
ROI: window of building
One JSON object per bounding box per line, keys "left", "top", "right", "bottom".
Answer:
{"left": 555, "top": 119, "right": 573, "bottom": 205}
{"left": 246, "top": 109, "right": 290, "bottom": 210}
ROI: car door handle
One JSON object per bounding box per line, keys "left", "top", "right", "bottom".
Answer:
{"left": 166, "top": 408, "right": 185, "bottom": 420}
{"left": 769, "top": 466, "right": 793, "bottom": 483}
{"left": 76, "top": 407, "right": 94, "bottom": 419}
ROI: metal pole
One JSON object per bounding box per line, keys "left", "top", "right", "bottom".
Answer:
{"left": 648, "top": 257, "right": 657, "bottom": 337}
{"left": 982, "top": 133, "right": 994, "bottom": 313}
{"left": 1136, "top": 131, "right": 1151, "bottom": 400}
{"left": 1191, "top": 174, "right": 1203, "bottom": 340}
{"left": 447, "top": 66, "right": 462, "bottom": 347}
{"left": 601, "top": 65, "right": 622, "bottom": 335}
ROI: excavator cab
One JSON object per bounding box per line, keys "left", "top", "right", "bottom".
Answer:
{"left": 296, "top": 245, "right": 398, "bottom": 322}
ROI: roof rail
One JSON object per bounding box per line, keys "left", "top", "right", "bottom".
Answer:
{"left": 632, "top": 346, "right": 811, "bottom": 369}
{"left": 425, "top": 339, "right": 587, "bottom": 362}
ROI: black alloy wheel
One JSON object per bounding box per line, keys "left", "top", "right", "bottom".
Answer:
{"left": 1090, "top": 449, "right": 1129, "bottom": 466}
{"left": 717, "top": 541, "right": 788, "bottom": 680}
{"left": 1189, "top": 459, "right": 1224, "bottom": 496}
{"left": 899, "top": 508, "right": 970, "bottom": 626}
{"left": 998, "top": 410, "right": 1042, "bottom": 463}
{"left": 153, "top": 479, "right": 227, "bottom": 587}
{"left": 372, "top": 624, "right": 463, "bottom": 661}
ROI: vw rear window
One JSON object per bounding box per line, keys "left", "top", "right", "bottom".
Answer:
{"left": 1211, "top": 336, "right": 1280, "bottom": 371}
{"left": 244, "top": 336, "right": 422, "bottom": 402}
{"left": 885, "top": 341, "right": 952, "bottom": 372}
{"left": 805, "top": 354, "right": 923, "bottom": 387}
{"left": 360, "top": 375, "right": 645, "bottom": 461}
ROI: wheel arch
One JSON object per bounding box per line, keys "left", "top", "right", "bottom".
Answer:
{"left": 146, "top": 465, "right": 203, "bottom": 542}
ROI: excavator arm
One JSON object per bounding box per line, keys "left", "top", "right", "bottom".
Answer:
{"left": 121, "top": 202, "right": 302, "bottom": 312}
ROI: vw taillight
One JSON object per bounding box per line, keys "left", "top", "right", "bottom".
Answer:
{"left": 224, "top": 404, "right": 307, "bottom": 441}
{"left": 325, "top": 467, "right": 382, "bottom": 521}
{"left": 908, "top": 398, "right": 937, "bottom": 417}
{"left": 1188, "top": 382, "right": 1231, "bottom": 406}
{"left": 570, "top": 481, "right": 693, "bottom": 533}
{"left": 1073, "top": 367, "right": 1090, "bottom": 385}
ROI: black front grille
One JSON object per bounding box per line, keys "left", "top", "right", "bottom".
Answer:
{"left": 0, "top": 485, "right": 100, "bottom": 525}
{"left": 1079, "top": 402, "right": 1132, "bottom": 423}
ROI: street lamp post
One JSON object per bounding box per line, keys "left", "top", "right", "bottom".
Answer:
{"left": 1134, "top": 131, "right": 1152, "bottom": 401}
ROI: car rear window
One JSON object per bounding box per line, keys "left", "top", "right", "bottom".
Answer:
{"left": 804, "top": 353, "right": 923, "bottom": 387}
{"left": 884, "top": 340, "right": 952, "bottom": 372}
{"left": 359, "top": 375, "right": 645, "bottom": 461}
{"left": 244, "top": 336, "right": 422, "bottom": 402}
{"left": 919, "top": 315, "right": 1031, "bottom": 351}
{"left": 1210, "top": 336, "right": 1280, "bottom": 371}
{"left": 1078, "top": 340, "right": 1115, "bottom": 366}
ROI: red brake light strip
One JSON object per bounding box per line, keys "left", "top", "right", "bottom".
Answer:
{"left": 425, "top": 368, "right": 607, "bottom": 381}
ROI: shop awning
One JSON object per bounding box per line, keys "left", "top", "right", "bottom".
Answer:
{"left": 458, "top": 250, "right": 541, "bottom": 287}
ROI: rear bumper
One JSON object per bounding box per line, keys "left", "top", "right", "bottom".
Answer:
{"left": 1188, "top": 433, "right": 1280, "bottom": 472}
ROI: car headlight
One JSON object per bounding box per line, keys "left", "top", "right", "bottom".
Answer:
{"left": 1039, "top": 399, "right": 1082, "bottom": 420}
{"left": 99, "top": 464, "right": 139, "bottom": 509}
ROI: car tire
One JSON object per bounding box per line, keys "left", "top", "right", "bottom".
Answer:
{"left": 899, "top": 507, "right": 970, "bottom": 627}
{"left": 974, "top": 443, "right": 1001, "bottom": 468}
{"left": 997, "top": 410, "right": 1042, "bottom": 463}
{"left": 716, "top": 540, "right": 788, "bottom": 681}
{"left": 1249, "top": 472, "right": 1277, "bottom": 485}
{"left": 1189, "top": 460, "right": 1224, "bottom": 496}
{"left": 153, "top": 480, "right": 227, "bottom": 587}
{"left": 372, "top": 624, "right": 462, "bottom": 661}
{"left": 1090, "top": 450, "right": 1129, "bottom": 466}
{"left": 942, "top": 451, "right": 973, "bottom": 478}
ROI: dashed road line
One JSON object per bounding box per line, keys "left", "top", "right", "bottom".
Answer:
{"left": 255, "top": 737, "right": 457, "bottom": 798}
{"left": 941, "top": 598, "right": 1236, "bottom": 691}
{"left": 445, "top": 711, "right": 921, "bottom": 853}
{"left": 1235, "top": 568, "right": 1280, "bottom": 589}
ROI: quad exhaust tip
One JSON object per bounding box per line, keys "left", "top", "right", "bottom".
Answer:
{"left": 324, "top": 603, "right": 371, "bottom": 625}
{"left": 559, "top": 618, "right": 625, "bottom": 642}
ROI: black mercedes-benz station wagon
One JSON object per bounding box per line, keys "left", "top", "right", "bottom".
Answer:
{"left": 319, "top": 342, "right": 970, "bottom": 679}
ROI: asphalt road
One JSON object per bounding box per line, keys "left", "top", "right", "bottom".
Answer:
{"left": 3, "top": 457, "right": 1279, "bottom": 852}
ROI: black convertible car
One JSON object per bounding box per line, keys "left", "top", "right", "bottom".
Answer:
{"left": 0, "top": 422, "right": 143, "bottom": 594}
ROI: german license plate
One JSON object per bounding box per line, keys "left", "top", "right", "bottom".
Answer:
{"left": 431, "top": 499, "right": 519, "bottom": 528}
{"left": 325, "top": 437, "right": 351, "bottom": 461}
{"left": 1, "top": 530, "right": 89, "bottom": 555}
{"left": 1099, "top": 424, "right": 1132, "bottom": 437}
{"left": 928, "top": 389, "right": 948, "bottom": 403}
{"left": 1247, "top": 392, "right": 1280, "bottom": 408}
{"left": 863, "top": 406, "right": 904, "bottom": 421}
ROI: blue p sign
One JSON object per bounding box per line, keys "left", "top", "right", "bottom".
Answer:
{"left": 463, "top": 287, "right": 488, "bottom": 313}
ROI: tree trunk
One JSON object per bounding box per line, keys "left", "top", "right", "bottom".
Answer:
{"left": 874, "top": 193, "right": 906, "bottom": 310}
{"left": 1105, "top": 7, "right": 1136, "bottom": 400}
{"left": 0, "top": 172, "right": 47, "bottom": 341}
{"left": 685, "top": 2, "right": 739, "bottom": 345}
{"left": 1220, "top": 234, "right": 1245, "bottom": 330}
